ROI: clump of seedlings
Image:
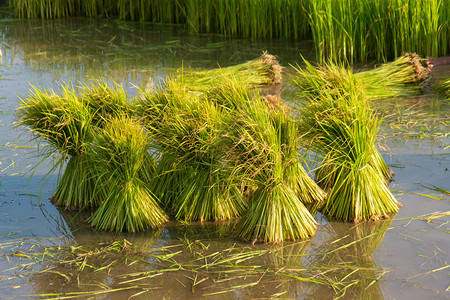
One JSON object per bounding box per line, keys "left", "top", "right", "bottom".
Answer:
{"left": 17, "top": 80, "right": 135, "bottom": 211}
{"left": 291, "top": 60, "right": 401, "bottom": 222}
{"left": 137, "top": 79, "right": 247, "bottom": 222}
{"left": 17, "top": 84, "right": 97, "bottom": 209}
{"left": 214, "top": 78, "right": 325, "bottom": 243}
{"left": 291, "top": 54, "right": 431, "bottom": 101}
{"left": 437, "top": 77, "right": 450, "bottom": 99}
{"left": 355, "top": 53, "right": 432, "bottom": 99}
{"left": 175, "top": 52, "right": 282, "bottom": 95}
{"left": 88, "top": 116, "right": 168, "bottom": 232}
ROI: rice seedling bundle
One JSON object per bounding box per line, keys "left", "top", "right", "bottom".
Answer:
{"left": 137, "top": 79, "right": 247, "bottom": 222}
{"left": 292, "top": 54, "right": 431, "bottom": 101}
{"left": 17, "top": 79, "right": 136, "bottom": 210}
{"left": 17, "top": 84, "right": 97, "bottom": 209}
{"left": 437, "top": 77, "right": 450, "bottom": 99}
{"left": 313, "top": 152, "right": 394, "bottom": 194}
{"left": 355, "top": 54, "right": 431, "bottom": 99}
{"left": 87, "top": 116, "right": 168, "bottom": 232}
{"left": 175, "top": 52, "right": 282, "bottom": 96}
{"left": 18, "top": 85, "right": 91, "bottom": 157}
{"left": 206, "top": 77, "right": 325, "bottom": 210}
{"left": 211, "top": 79, "right": 324, "bottom": 243}
{"left": 291, "top": 60, "right": 401, "bottom": 222}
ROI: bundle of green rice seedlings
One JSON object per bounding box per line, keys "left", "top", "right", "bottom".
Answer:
{"left": 78, "top": 78, "right": 154, "bottom": 183}
{"left": 355, "top": 53, "right": 431, "bottom": 99}
{"left": 217, "top": 82, "right": 324, "bottom": 243}
{"left": 175, "top": 52, "right": 282, "bottom": 95}
{"left": 290, "top": 59, "right": 346, "bottom": 100}
{"left": 291, "top": 62, "right": 401, "bottom": 222}
{"left": 88, "top": 116, "right": 168, "bottom": 232}
{"left": 78, "top": 79, "right": 134, "bottom": 128}
{"left": 437, "top": 77, "right": 450, "bottom": 99}
{"left": 320, "top": 158, "right": 400, "bottom": 222}
{"left": 291, "top": 60, "right": 394, "bottom": 187}
{"left": 232, "top": 122, "right": 319, "bottom": 243}
{"left": 137, "top": 79, "right": 247, "bottom": 222}
{"left": 209, "top": 76, "right": 325, "bottom": 208}
{"left": 17, "top": 84, "right": 98, "bottom": 209}
{"left": 291, "top": 54, "right": 431, "bottom": 100}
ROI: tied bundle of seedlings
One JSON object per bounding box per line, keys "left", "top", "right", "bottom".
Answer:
{"left": 291, "top": 54, "right": 431, "bottom": 100}
{"left": 291, "top": 60, "right": 393, "bottom": 185}
{"left": 137, "top": 79, "right": 247, "bottom": 222}
{"left": 217, "top": 80, "right": 324, "bottom": 243}
{"left": 437, "top": 77, "right": 450, "bottom": 99}
{"left": 175, "top": 52, "right": 282, "bottom": 95}
{"left": 355, "top": 53, "right": 431, "bottom": 99}
{"left": 291, "top": 61, "right": 401, "bottom": 222}
{"left": 17, "top": 84, "right": 98, "bottom": 209}
{"left": 88, "top": 116, "right": 168, "bottom": 232}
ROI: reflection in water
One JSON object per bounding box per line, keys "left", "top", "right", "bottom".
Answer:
{"left": 1, "top": 18, "right": 186, "bottom": 86}
{"left": 24, "top": 208, "right": 393, "bottom": 299}
{"left": 26, "top": 224, "right": 313, "bottom": 298}
{"left": 0, "top": 18, "right": 314, "bottom": 86}
{"left": 304, "top": 217, "right": 395, "bottom": 299}
{"left": 29, "top": 209, "right": 164, "bottom": 298}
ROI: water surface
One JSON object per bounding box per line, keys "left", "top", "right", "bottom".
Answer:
{"left": 0, "top": 18, "right": 448, "bottom": 299}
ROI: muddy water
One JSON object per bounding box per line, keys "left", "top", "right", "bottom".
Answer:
{"left": 0, "top": 18, "right": 448, "bottom": 299}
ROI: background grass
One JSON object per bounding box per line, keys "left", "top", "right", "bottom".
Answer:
{"left": 9, "top": 0, "right": 449, "bottom": 62}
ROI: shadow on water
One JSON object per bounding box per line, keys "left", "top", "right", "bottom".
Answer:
{"left": 0, "top": 17, "right": 448, "bottom": 300}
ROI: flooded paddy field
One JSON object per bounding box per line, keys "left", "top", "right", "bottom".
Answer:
{"left": 0, "top": 18, "right": 449, "bottom": 299}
